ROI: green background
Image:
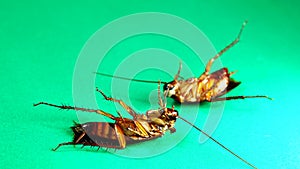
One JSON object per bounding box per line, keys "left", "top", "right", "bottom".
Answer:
{"left": 1, "top": 0, "right": 299, "bottom": 169}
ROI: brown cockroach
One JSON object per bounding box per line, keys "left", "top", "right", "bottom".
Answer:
{"left": 34, "top": 86, "right": 257, "bottom": 168}
{"left": 96, "top": 21, "right": 272, "bottom": 103}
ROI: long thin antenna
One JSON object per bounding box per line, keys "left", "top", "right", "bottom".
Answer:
{"left": 95, "top": 72, "right": 168, "bottom": 84}
{"left": 178, "top": 116, "right": 257, "bottom": 169}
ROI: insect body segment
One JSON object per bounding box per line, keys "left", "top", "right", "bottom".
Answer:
{"left": 163, "top": 21, "right": 272, "bottom": 103}
{"left": 34, "top": 89, "right": 178, "bottom": 151}
{"left": 165, "top": 68, "right": 240, "bottom": 103}
{"left": 71, "top": 122, "right": 126, "bottom": 149}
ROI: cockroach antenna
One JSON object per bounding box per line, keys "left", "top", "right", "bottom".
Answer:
{"left": 178, "top": 116, "right": 257, "bottom": 169}
{"left": 94, "top": 72, "right": 168, "bottom": 84}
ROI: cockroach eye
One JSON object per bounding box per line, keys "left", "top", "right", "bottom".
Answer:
{"left": 164, "top": 83, "right": 174, "bottom": 91}
{"left": 163, "top": 83, "right": 169, "bottom": 91}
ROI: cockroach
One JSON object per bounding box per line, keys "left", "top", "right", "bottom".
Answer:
{"left": 34, "top": 86, "right": 257, "bottom": 168}
{"left": 96, "top": 21, "right": 272, "bottom": 103}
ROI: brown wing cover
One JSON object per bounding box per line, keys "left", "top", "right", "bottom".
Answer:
{"left": 71, "top": 122, "right": 161, "bottom": 149}
{"left": 199, "top": 68, "right": 234, "bottom": 101}
{"left": 208, "top": 68, "right": 241, "bottom": 98}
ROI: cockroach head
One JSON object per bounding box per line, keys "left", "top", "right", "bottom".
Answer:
{"left": 163, "top": 107, "right": 178, "bottom": 131}
{"left": 163, "top": 107, "right": 179, "bottom": 121}
{"left": 163, "top": 81, "right": 179, "bottom": 97}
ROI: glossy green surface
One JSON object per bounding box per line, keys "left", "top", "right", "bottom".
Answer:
{"left": 1, "top": 1, "right": 299, "bottom": 169}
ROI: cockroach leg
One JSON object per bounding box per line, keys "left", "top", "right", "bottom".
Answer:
{"left": 52, "top": 142, "right": 76, "bottom": 151}
{"left": 95, "top": 88, "right": 137, "bottom": 118}
{"left": 174, "top": 61, "right": 182, "bottom": 81}
{"left": 116, "top": 111, "right": 124, "bottom": 120}
{"left": 157, "top": 81, "right": 165, "bottom": 108}
{"left": 75, "top": 133, "right": 85, "bottom": 143}
{"left": 33, "top": 102, "right": 116, "bottom": 120}
{"left": 202, "top": 21, "right": 248, "bottom": 77}
{"left": 210, "top": 95, "right": 273, "bottom": 102}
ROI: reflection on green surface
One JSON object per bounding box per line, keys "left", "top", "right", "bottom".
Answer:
{"left": 1, "top": 1, "right": 299, "bottom": 169}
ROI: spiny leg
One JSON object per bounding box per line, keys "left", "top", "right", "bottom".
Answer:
{"left": 157, "top": 81, "right": 165, "bottom": 108}
{"left": 52, "top": 142, "right": 123, "bottom": 151}
{"left": 52, "top": 142, "right": 77, "bottom": 151}
{"left": 116, "top": 111, "right": 123, "bottom": 119}
{"left": 33, "top": 102, "right": 116, "bottom": 120}
{"left": 210, "top": 95, "right": 273, "bottom": 102}
{"left": 95, "top": 88, "right": 138, "bottom": 118}
{"left": 174, "top": 61, "right": 182, "bottom": 81}
{"left": 74, "top": 133, "right": 86, "bottom": 144}
{"left": 201, "top": 21, "right": 248, "bottom": 78}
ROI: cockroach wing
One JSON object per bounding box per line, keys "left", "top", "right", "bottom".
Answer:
{"left": 73, "top": 122, "right": 126, "bottom": 149}
{"left": 200, "top": 68, "right": 240, "bottom": 100}
{"left": 209, "top": 68, "right": 241, "bottom": 98}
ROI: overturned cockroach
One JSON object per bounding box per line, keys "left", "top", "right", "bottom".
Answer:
{"left": 96, "top": 21, "right": 272, "bottom": 103}
{"left": 34, "top": 86, "right": 257, "bottom": 168}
